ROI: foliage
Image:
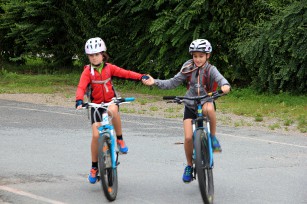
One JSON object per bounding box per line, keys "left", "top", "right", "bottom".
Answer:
{"left": 97, "top": 0, "right": 275, "bottom": 79}
{"left": 0, "top": 0, "right": 26, "bottom": 64}
{"left": 0, "top": 0, "right": 306, "bottom": 94}
{"left": 235, "top": 1, "right": 307, "bottom": 93}
{"left": 0, "top": 0, "right": 94, "bottom": 66}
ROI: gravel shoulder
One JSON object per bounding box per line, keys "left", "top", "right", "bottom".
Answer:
{"left": 0, "top": 93, "right": 305, "bottom": 137}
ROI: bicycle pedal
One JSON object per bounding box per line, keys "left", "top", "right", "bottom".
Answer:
{"left": 96, "top": 176, "right": 101, "bottom": 182}
{"left": 118, "top": 151, "right": 128, "bottom": 155}
{"left": 193, "top": 168, "right": 197, "bottom": 180}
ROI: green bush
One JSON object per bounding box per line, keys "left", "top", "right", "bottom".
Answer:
{"left": 235, "top": 1, "right": 307, "bottom": 94}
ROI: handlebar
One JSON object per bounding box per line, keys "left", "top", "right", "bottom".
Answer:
{"left": 163, "top": 90, "right": 224, "bottom": 104}
{"left": 82, "top": 97, "right": 135, "bottom": 109}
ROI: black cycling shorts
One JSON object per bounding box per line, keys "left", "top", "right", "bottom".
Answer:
{"left": 183, "top": 102, "right": 216, "bottom": 120}
{"left": 90, "top": 107, "right": 105, "bottom": 124}
{"left": 90, "top": 105, "right": 120, "bottom": 124}
{"left": 183, "top": 106, "right": 197, "bottom": 120}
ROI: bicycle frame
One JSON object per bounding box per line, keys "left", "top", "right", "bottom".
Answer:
{"left": 163, "top": 91, "right": 224, "bottom": 204}
{"left": 163, "top": 91, "right": 224, "bottom": 168}
{"left": 82, "top": 97, "right": 135, "bottom": 201}
{"left": 84, "top": 97, "right": 135, "bottom": 169}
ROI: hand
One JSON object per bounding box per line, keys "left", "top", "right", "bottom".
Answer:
{"left": 75, "top": 100, "right": 83, "bottom": 110}
{"left": 221, "top": 85, "right": 231, "bottom": 94}
{"left": 142, "top": 75, "right": 155, "bottom": 86}
{"left": 76, "top": 105, "right": 83, "bottom": 110}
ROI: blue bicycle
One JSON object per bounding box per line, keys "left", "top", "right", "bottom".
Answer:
{"left": 163, "top": 91, "right": 225, "bottom": 204}
{"left": 83, "top": 97, "right": 135, "bottom": 201}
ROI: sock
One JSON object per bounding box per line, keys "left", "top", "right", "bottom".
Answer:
{"left": 92, "top": 162, "right": 98, "bottom": 169}
{"left": 117, "top": 135, "right": 123, "bottom": 140}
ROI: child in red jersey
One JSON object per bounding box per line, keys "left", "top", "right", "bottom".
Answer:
{"left": 76, "top": 37, "right": 147, "bottom": 184}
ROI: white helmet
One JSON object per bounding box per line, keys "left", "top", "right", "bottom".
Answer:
{"left": 189, "top": 39, "right": 212, "bottom": 53}
{"left": 85, "top": 37, "right": 107, "bottom": 54}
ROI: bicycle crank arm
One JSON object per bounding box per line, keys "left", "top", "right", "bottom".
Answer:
{"left": 116, "top": 151, "right": 120, "bottom": 166}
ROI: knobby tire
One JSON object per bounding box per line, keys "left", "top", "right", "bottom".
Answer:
{"left": 195, "top": 129, "right": 214, "bottom": 204}
{"left": 98, "top": 133, "right": 118, "bottom": 201}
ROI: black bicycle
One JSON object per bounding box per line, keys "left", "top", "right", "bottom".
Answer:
{"left": 163, "top": 91, "right": 225, "bottom": 204}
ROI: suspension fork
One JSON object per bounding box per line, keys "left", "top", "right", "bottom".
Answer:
{"left": 99, "top": 125, "right": 117, "bottom": 169}
{"left": 206, "top": 119, "right": 214, "bottom": 167}
{"left": 198, "top": 103, "right": 214, "bottom": 168}
{"left": 109, "top": 126, "right": 117, "bottom": 169}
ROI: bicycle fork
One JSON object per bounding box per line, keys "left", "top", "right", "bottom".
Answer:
{"left": 194, "top": 104, "right": 214, "bottom": 168}
{"left": 206, "top": 120, "right": 214, "bottom": 168}
{"left": 98, "top": 125, "right": 118, "bottom": 169}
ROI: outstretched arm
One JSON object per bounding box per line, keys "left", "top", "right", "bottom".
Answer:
{"left": 142, "top": 72, "right": 186, "bottom": 90}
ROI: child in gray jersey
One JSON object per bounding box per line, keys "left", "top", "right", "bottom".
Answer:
{"left": 142, "top": 39, "right": 231, "bottom": 183}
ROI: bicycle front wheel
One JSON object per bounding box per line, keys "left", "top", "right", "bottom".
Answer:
{"left": 98, "top": 133, "right": 118, "bottom": 201}
{"left": 195, "top": 129, "right": 214, "bottom": 204}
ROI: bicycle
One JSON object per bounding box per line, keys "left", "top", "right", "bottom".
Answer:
{"left": 163, "top": 90, "right": 225, "bottom": 204}
{"left": 82, "top": 97, "right": 135, "bottom": 201}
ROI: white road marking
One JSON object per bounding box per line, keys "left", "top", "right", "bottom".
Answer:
{"left": 0, "top": 106, "right": 77, "bottom": 116}
{"left": 1, "top": 105, "right": 306, "bottom": 149}
{"left": 220, "top": 133, "right": 307, "bottom": 148}
{"left": 0, "top": 186, "right": 66, "bottom": 204}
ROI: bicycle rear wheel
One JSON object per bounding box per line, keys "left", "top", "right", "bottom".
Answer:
{"left": 98, "top": 133, "right": 118, "bottom": 201}
{"left": 195, "top": 129, "right": 214, "bottom": 204}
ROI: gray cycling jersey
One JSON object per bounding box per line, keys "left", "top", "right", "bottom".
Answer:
{"left": 154, "top": 60, "right": 230, "bottom": 108}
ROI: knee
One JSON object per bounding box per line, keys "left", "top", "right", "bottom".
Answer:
{"left": 185, "top": 136, "right": 193, "bottom": 144}
{"left": 108, "top": 105, "right": 119, "bottom": 116}
{"left": 207, "top": 104, "right": 215, "bottom": 112}
{"left": 92, "top": 124, "right": 100, "bottom": 140}
{"left": 92, "top": 132, "right": 99, "bottom": 140}
{"left": 203, "top": 103, "right": 215, "bottom": 115}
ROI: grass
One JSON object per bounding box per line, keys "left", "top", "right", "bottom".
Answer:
{"left": 254, "top": 114, "right": 264, "bottom": 122}
{"left": 217, "top": 88, "right": 306, "bottom": 133}
{"left": 0, "top": 63, "right": 306, "bottom": 133}
{"left": 0, "top": 69, "right": 80, "bottom": 94}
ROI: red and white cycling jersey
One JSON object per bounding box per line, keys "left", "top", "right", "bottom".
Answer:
{"left": 76, "top": 63, "right": 143, "bottom": 103}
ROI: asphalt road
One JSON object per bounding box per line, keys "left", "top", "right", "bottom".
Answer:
{"left": 0, "top": 99, "right": 306, "bottom": 204}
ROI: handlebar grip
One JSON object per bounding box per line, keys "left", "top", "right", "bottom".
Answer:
{"left": 82, "top": 103, "right": 89, "bottom": 108}
{"left": 124, "top": 97, "right": 135, "bottom": 102}
{"left": 163, "top": 96, "right": 176, "bottom": 100}
{"left": 217, "top": 90, "right": 224, "bottom": 94}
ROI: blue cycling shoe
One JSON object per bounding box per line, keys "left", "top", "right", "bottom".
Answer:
{"left": 88, "top": 168, "right": 99, "bottom": 184}
{"left": 117, "top": 139, "right": 128, "bottom": 154}
{"left": 182, "top": 165, "right": 193, "bottom": 183}
{"left": 212, "top": 136, "right": 222, "bottom": 153}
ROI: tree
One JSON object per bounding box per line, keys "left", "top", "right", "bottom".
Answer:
{"left": 0, "top": 0, "right": 305, "bottom": 94}
{"left": 97, "top": 0, "right": 282, "bottom": 80}
{"left": 235, "top": 1, "right": 307, "bottom": 93}
{"left": 0, "top": 0, "right": 26, "bottom": 64}
{"left": 0, "top": 0, "right": 92, "bottom": 66}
